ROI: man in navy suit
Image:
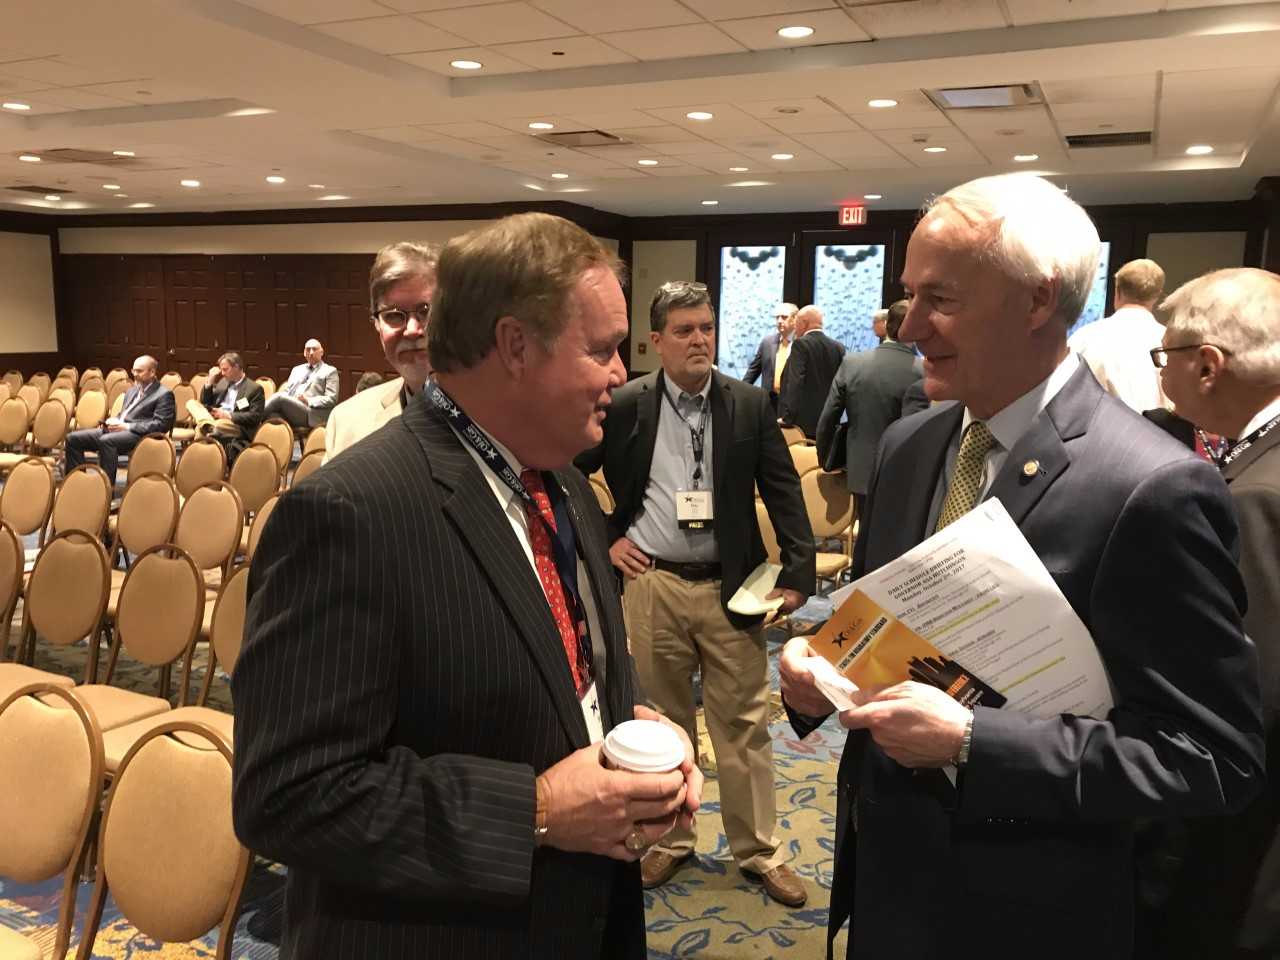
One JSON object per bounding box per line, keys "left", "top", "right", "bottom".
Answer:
{"left": 65, "top": 354, "right": 175, "bottom": 488}
{"left": 743, "top": 302, "right": 797, "bottom": 406}
{"left": 780, "top": 174, "right": 1263, "bottom": 960}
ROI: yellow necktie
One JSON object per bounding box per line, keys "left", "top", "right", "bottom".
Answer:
{"left": 773, "top": 339, "right": 791, "bottom": 392}
{"left": 935, "top": 421, "right": 997, "bottom": 531}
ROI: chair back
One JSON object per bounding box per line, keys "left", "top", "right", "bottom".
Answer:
{"left": 0, "top": 457, "right": 55, "bottom": 537}
{"left": 79, "top": 377, "right": 105, "bottom": 396}
{"left": 0, "top": 520, "right": 20, "bottom": 633}
{"left": 49, "top": 386, "right": 77, "bottom": 414}
{"left": 170, "top": 383, "right": 195, "bottom": 424}
{"left": 790, "top": 442, "right": 820, "bottom": 477}
{"left": 78, "top": 367, "right": 103, "bottom": 387}
{"left": 0, "top": 396, "right": 28, "bottom": 445}
{"left": 25, "top": 530, "right": 110, "bottom": 650}
{"left": 290, "top": 448, "right": 324, "bottom": 487}
{"left": 175, "top": 438, "right": 226, "bottom": 498}
{"left": 114, "top": 473, "right": 180, "bottom": 559}
{"left": 175, "top": 482, "right": 244, "bottom": 574}
{"left": 3, "top": 370, "right": 24, "bottom": 393}
{"left": 189, "top": 373, "right": 207, "bottom": 400}
{"left": 245, "top": 495, "right": 279, "bottom": 560}
{"left": 106, "top": 377, "right": 131, "bottom": 413}
{"left": 73, "top": 390, "right": 108, "bottom": 430}
{"left": 0, "top": 683, "right": 103, "bottom": 960}
{"left": 57, "top": 365, "right": 80, "bottom": 380}
{"left": 252, "top": 417, "right": 294, "bottom": 473}
{"left": 51, "top": 464, "right": 112, "bottom": 539}
{"left": 87, "top": 721, "right": 250, "bottom": 952}
{"left": 0, "top": 382, "right": 9, "bottom": 405}
{"left": 589, "top": 477, "right": 614, "bottom": 514}
{"left": 228, "top": 442, "right": 280, "bottom": 515}
{"left": 114, "top": 545, "right": 204, "bottom": 670}
{"left": 159, "top": 371, "right": 182, "bottom": 389}
{"left": 255, "top": 376, "right": 276, "bottom": 399}
{"left": 302, "top": 425, "right": 326, "bottom": 455}
{"left": 29, "top": 373, "right": 51, "bottom": 402}
{"left": 210, "top": 564, "right": 250, "bottom": 677}
{"left": 17, "top": 384, "right": 41, "bottom": 421}
{"left": 31, "top": 399, "right": 70, "bottom": 451}
{"left": 781, "top": 425, "right": 806, "bottom": 446}
{"left": 52, "top": 375, "right": 77, "bottom": 392}
{"left": 801, "top": 468, "right": 855, "bottom": 539}
{"left": 103, "top": 368, "right": 129, "bottom": 390}
{"left": 755, "top": 499, "right": 782, "bottom": 564}
{"left": 127, "top": 433, "right": 176, "bottom": 484}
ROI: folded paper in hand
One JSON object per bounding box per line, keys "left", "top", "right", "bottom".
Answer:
{"left": 727, "top": 562, "right": 784, "bottom": 616}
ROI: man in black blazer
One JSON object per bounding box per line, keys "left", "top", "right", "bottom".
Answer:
{"left": 778, "top": 304, "right": 845, "bottom": 438}
{"left": 577, "top": 280, "right": 816, "bottom": 907}
{"left": 64, "top": 354, "right": 175, "bottom": 488}
{"left": 192, "top": 351, "right": 265, "bottom": 465}
{"left": 780, "top": 174, "right": 1263, "bottom": 960}
{"left": 233, "top": 213, "right": 700, "bottom": 960}
{"left": 743, "top": 301, "right": 797, "bottom": 405}
{"left": 1140, "top": 267, "right": 1280, "bottom": 958}
{"left": 815, "top": 299, "right": 922, "bottom": 515}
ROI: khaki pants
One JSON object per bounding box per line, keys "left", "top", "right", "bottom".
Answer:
{"left": 624, "top": 568, "right": 781, "bottom": 874}
{"left": 186, "top": 399, "right": 243, "bottom": 438}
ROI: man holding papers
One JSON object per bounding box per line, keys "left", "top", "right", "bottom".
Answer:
{"left": 780, "top": 174, "right": 1263, "bottom": 960}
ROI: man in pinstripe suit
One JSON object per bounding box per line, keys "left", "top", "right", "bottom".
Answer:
{"left": 233, "top": 213, "right": 701, "bottom": 959}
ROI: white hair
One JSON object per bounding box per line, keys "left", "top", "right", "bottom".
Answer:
{"left": 1159, "top": 268, "right": 1280, "bottom": 384}
{"left": 925, "top": 174, "right": 1100, "bottom": 328}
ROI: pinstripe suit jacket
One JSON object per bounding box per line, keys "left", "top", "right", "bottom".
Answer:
{"left": 232, "top": 392, "right": 644, "bottom": 960}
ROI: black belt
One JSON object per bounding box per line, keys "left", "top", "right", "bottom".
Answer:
{"left": 652, "top": 558, "right": 721, "bottom": 581}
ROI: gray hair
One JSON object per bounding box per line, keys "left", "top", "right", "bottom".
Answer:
{"left": 1159, "top": 268, "right": 1280, "bottom": 384}
{"left": 926, "top": 174, "right": 1100, "bottom": 328}
{"left": 650, "top": 281, "right": 714, "bottom": 333}
{"left": 218, "top": 351, "right": 243, "bottom": 370}
{"left": 369, "top": 241, "right": 441, "bottom": 312}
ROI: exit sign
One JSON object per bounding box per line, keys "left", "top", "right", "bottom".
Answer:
{"left": 838, "top": 204, "right": 867, "bottom": 226}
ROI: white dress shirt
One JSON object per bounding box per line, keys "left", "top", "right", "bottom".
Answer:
{"left": 1068, "top": 305, "right": 1168, "bottom": 413}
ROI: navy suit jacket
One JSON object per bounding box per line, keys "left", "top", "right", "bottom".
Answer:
{"left": 119, "top": 383, "right": 175, "bottom": 435}
{"left": 743, "top": 332, "right": 783, "bottom": 392}
{"left": 794, "top": 364, "right": 1263, "bottom": 960}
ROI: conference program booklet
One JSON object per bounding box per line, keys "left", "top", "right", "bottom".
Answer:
{"left": 812, "top": 498, "right": 1114, "bottom": 722}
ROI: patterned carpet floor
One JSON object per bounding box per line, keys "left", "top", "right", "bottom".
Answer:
{"left": 3, "top": 596, "right": 849, "bottom": 959}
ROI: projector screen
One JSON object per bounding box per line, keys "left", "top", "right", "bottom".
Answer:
{"left": 0, "top": 231, "right": 57, "bottom": 352}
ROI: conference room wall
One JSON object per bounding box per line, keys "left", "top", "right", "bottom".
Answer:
{"left": 629, "top": 239, "right": 698, "bottom": 374}
{"left": 1146, "top": 231, "right": 1249, "bottom": 295}
{"left": 0, "top": 214, "right": 66, "bottom": 378}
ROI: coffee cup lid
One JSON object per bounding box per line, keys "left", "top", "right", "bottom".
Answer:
{"left": 601, "top": 719, "right": 684, "bottom": 773}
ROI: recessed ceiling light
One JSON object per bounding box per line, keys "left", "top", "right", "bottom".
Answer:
{"left": 923, "top": 146, "right": 947, "bottom": 153}
{"left": 771, "top": 153, "right": 794, "bottom": 160}
{"left": 114, "top": 193, "right": 128, "bottom": 198}
{"left": 524, "top": 183, "right": 545, "bottom": 191}
{"left": 1185, "top": 144, "right": 1214, "bottom": 155}
{"left": 868, "top": 98, "right": 898, "bottom": 109}
{"left": 266, "top": 175, "right": 286, "bottom": 184}
{"left": 728, "top": 180, "right": 773, "bottom": 187}
{"left": 129, "top": 202, "right": 155, "bottom": 208}
{"left": 1013, "top": 154, "right": 1039, "bottom": 162}
{"left": 451, "top": 59, "right": 483, "bottom": 70}
{"left": 307, "top": 183, "right": 326, "bottom": 189}
{"left": 637, "top": 159, "right": 659, "bottom": 166}
{"left": 528, "top": 121, "right": 554, "bottom": 130}
{"left": 44, "top": 195, "right": 60, "bottom": 201}
{"left": 18, "top": 154, "right": 41, "bottom": 163}
{"left": 728, "top": 166, "right": 749, "bottom": 172}
{"left": 777, "top": 25, "right": 814, "bottom": 39}
{"left": 318, "top": 194, "right": 350, "bottom": 200}
{"left": 864, "top": 193, "right": 883, "bottom": 200}
{"left": 2, "top": 102, "right": 30, "bottom": 111}
{"left": 112, "top": 149, "right": 135, "bottom": 157}
{"left": 701, "top": 200, "right": 719, "bottom": 205}
{"left": 686, "top": 111, "right": 714, "bottom": 121}
{"left": 103, "top": 183, "right": 121, "bottom": 190}
{"left": 224, "top": 107, "right": 275, "bottom": 117}
{"left": 560, "top": 187, "right": 589, "bottom": 193}
{"left": 551, "top": 172, "right": 569, "bottom": 179}
{"left": 180, "top": 179, "right": 201, "bottom": 187}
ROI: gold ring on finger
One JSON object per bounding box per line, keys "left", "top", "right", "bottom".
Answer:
{"left": 624, "top": 827, "right": 648, "bottom": 854}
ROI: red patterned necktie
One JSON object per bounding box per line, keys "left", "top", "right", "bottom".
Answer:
{"left": 519, "top": 468, "right": 587, "bottom": 695}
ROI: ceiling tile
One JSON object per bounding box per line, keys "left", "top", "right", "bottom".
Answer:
{"left": 1041, "top": 74, "right": 1156, "bottom": 104}
{"left": 1051, "top": 98, "right": 1154, "bottom": 136}
{"left": 467, "top": 133, "right": 559, "bottom": 155}
{"left": 1003, "top": 0, "right": 1159, "bottom": 26}
{"left": 420, "top": 120, "right": 513, "bottom": 137}
{"left": 0, "top": 57, "right": 129, "bottom": 86}
{"left": 599, "top": 24, "right": 747, "bottom": 60}
{"left": 378, "top": 0, "right": 497, "bottom": 8}
{"left": 793, "top": 131, "right": 903, "bottom": 158}
{"left": 565, "top": 110, "right": 671, "bottom": 129}
{"left": 843, "top": 0, "right": 1005, "bottom": 38}
{"left": 75, "top": 79, "right": 211, "bottom": 103}
{"left": 643, "top": 103, "right": 776, "bottom": 137}
{"left": 682, "top": 0, "right": 838, "bottom": 18}
{"left": 493, "top": 35, "right": 636, "bottom": 69}
{"left": 643, "top": 162, "right": 709, "bottom": 177}
{"left": 824, "top": 87, "right": 937, "bottom": 115}
{"left": 764, "top": 113, "right": 862, "bottom": 134}
{"left": 649, "top": 140, "right": 735, "bottom": 157}
{"left": 682, "top": 151, "right": 770, "bottom": 172}
{"left": 738, "top": 97, "right": 842, "bottom": 119}
{"left": 608, "top": 124, "right": 703, "bottom": 143}
{"left": 875, "top": 127, "right": 973, "bottom": 146}
{"left": 395, "top": 47, "right": 535, "bottom": 74}
{"left": 312, "top": 16, "right": 468, "bottom": 53}
{"left": 416, "top": 2, "right": 580, "bottom": 44}
{"left": 715, "top": 9, "right": 869, "bottom": 48}
{"left": 487, "top": 115, "right": 586, "bottom": 134}
{"left": 947, "top": 105, "right": 1057, "bottom": 138}
{"left": 354, "top": 125, "right": 450, "bottom": 143}
{"left": 15, "top": 88, "right": 135, "bottom": 111}
{"left": 851, "top": 107, "right": 952, "bottom": 131}
{"left": 235, "top": 0, "right": 393, "bottom": 24}
{"left": 527, "top": 0, "right": 701, "bottom": 35}
{"left": 1161, "top": 66, "right": 1280, "bottom": 97}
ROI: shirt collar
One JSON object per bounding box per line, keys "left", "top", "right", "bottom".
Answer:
{"left": 963, "top": 352, "right": 1079, "bottom": 453}
{"left": 462, "top": 417, "right": 528, "bottom": 512}
{"left": 663, "top": 370, "right": 712, "bottom": 404}
{"left": 1240, "top": 395, "right": 1280, "bottom": 440}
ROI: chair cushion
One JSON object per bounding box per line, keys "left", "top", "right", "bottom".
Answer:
{"left": 0, "top": 925, "right": 42, "bottom": 960}
{"left": 815, "top": 552, "right": 851, "bottom": 578}
{"left": 70, "top": 683, "right": 170, "bottom": 732}
{"left": 0, "top": 663, "right": 76, "bottom": 701}
{"left": 102, "top": 706, "right": 233, "bottom": 773}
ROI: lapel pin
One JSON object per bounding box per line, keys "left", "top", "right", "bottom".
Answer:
{"left": 1022, "top": 459, "right": 1040, "bottom": 479}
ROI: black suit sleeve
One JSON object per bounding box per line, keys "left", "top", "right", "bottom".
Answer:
{"left": 129, "top": 389, "right": 175, "bottom": 435}
{"left": 1234, "top": 478, "right": 1280, "bottom": 728}
{"left": 777, "top": 341, "right": 807, "bottom": 425}
{"left": 230, "top": 384, "right": 265, "bottom": 431}
{"left": 232, "top": 481, "right": 537, "bottom": 905}
{"left": 815, "top": 363, "right": 848, "bottom": 466}
{"left": 960, "top": 457, "right": 1264, "bottom": 822}
{"left": 754, "top": 395, "right": 817, "bottom": 597}
{"left": 200, "top": 382, "right": 217, "bottom": 406}
{"left": 744, "top": 341, "right": 765, "bottom": 386}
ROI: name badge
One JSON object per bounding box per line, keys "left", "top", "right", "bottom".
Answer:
{"left": 235, "top": 397, "right": 249, "bottom": 410}
{"left": 676, "top": 489, "right": 713, "bottom": 530}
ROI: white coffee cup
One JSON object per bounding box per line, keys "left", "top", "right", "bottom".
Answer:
{"left": 601, "top": 719, "right": 684, "bottom": 773}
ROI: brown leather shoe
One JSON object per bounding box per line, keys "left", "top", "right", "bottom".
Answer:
{"left": 640, "top": 849, "right": 692, "bottom": 889}
{"left": 744, "top": 864, "right": 808, "bottom": 907}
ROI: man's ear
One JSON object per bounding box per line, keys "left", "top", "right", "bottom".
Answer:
{"left": 492, "top": 315, "right": 528, "bottom": 379}
{"left": 1027, "top": 275, "right": 1062, "bottom": 332}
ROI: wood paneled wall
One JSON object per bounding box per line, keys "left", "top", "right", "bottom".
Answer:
{"left": 60, "top": 253, "right": 386, "bottom": 399}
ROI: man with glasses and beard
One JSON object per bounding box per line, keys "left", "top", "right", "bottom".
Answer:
{"left": 325, "top": 241, "right": 439, "bottom": 462}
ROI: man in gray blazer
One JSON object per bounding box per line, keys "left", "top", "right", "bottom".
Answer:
{"left": 65, "top": 354, "right": 175, "bottom": 488}
{"left": 263, "top": 338, "right": 339, "bottom": 428}
{"left": 815, "top": 299, "right": 922, "bottom": 515}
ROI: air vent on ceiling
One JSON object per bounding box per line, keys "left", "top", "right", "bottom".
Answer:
{"left": 533, "top": 129, "right": 629, "bottom": 148}
{"left": 1066, "top": 131, "right": 1152, "bottom": 149}
{"left": 7, "top": 185, "right": 70, "bottom": 195}
{"left": 926, "top": 83, "right": 1044, "bottom": 110}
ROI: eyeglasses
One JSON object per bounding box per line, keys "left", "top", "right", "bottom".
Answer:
{"left": 1149, "top": 343, "right": 1231, "bottom": 368}
{"left": 372, "top": 302, "right": 430, "bottom": 329}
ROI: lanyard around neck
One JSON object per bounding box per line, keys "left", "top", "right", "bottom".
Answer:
{"left": 660, "top": 374, "right": 709, "bottom": 488}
